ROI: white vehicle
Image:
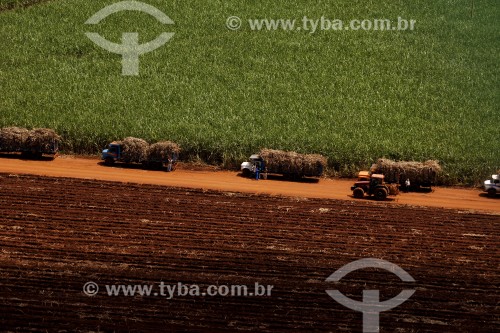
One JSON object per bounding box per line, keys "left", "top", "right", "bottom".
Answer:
{"left": 241, "top": 154, "right": 266, "bottom": 178}
{"left": 241, "top": 151, "right": 325, "bottom": 180}
{"left": 484, "top": 175, "right": 499, "bottom": 197}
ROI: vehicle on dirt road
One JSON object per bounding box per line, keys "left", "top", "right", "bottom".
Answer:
{"left": 351, "top": 174, "right": 399, "bottom": 200}
{"left": 241, "top": 154, "right": 268, "bottom": 179}
{"left": 0, "top": 127, "right": 60, "bottom": 159}
{"left": 102, "top": 141, "right": 147, "bottom": 166}
{"left": 484, "top": 175, "right": 499, "bottom": 197}
{"left": 102, "top": 138, "right": 179, "bottom": 171}
{"left": 241, "top": 149, "right": 326, "bottom": 180}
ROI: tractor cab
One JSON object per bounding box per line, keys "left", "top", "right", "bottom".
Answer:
{"left": 351, "top": 174, "right": 392, "bottom": 200}
{"left": 357, "top": 170, "right": 371, "bottom": 181}
{"left": 370, "top": 174, "right": 385, "bottom": 186}
{"left": 353, "top": 173, "right": 384, "bottom": 186}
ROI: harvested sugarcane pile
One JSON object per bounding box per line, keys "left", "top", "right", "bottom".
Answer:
{"left": 371, "top": 158, "right": 442, "bottom": 185}
{"left": 259, "top": 149, "right": 327, "bottom": 177}
{"left": 24, "top": 128, "right": 61, "bottom": 152}
{"left": 147, "top": 141, "right": 181, "bottom": 161}
{"left": 0, "top": 127, "right": 60, "bottom": 154}
{"left": 0, "top": 127, "right": 29, "bottom": 152}
{"left": 114, "top": 137, "right": 149, "bottom": 163}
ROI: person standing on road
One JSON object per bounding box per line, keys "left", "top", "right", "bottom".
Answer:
{"left": 405, "top": 178, "right": 411, "bottom": 192}
{"left": 167, "top": 156, "right": 173, "bottom": 172}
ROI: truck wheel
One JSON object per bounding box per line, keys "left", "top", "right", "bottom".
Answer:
{"left": 487, "top": 188, "right": 497, "bottom": 197}
{"left": 242, "top": 169, "right": 251, "bottom": 178}
{"left": 104, "top": 157, "right": 115, "bottom": 166}
{"left": 21, "top": 151, "right": 32, "bottom": 159}
{"left": 375, "top": 188, "right": 388, "bottom": 200}
{"left": 353, "top": 188, "right": 364, "bottom": 199}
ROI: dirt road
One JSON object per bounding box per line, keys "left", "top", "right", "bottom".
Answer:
{"left": 0, "top": 154, "right": 497, "bottom": 213}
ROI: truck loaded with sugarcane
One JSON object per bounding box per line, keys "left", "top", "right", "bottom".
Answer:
{"left": 102, "top": 137, "right": 180, "bottom": 171}
{"left": 0, "top": 127, "right": 61, "bottom": 158}
{"left": 241, "top": 149, "right": 326, "bottom": 180}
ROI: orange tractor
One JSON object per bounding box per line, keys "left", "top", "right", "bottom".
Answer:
{"left": 351, "top": 173, "right": 399, "bottom": 200}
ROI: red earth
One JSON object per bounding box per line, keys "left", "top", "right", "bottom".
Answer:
{"left": 0, "top": 173, "right": 498, "bottom": 332}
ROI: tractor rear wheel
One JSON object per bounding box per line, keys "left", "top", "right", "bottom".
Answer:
{"left": 353, "top": 188, "right": 364, "bottom": 199}
{"left": 374, "top": 188, "right": 388, "bottom": 200}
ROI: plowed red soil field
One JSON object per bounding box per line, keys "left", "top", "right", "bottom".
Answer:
{"left": 0, "top": 174, "right": 498, "bottom": 332}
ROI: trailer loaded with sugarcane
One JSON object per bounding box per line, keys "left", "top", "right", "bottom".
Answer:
{"left": 241, "top": 149, "right": 326, "bottom": 180}
{"left": 0, "top": 127, "right": 61, "bottom": 158}
{"left": 369, "top": 158, "right": 442, "bottom": 189}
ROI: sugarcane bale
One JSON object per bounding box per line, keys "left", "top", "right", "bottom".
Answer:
{"left": 423, "top": 160, "right": 442, "bottom": 174}
{"left": 147, "top": 141, "right": 181, "bottom": 162}
{"left": 0, "top": 127, "right": 29, "bottom": 151}
{"left": 301, "top": 153, "right": 327, "bottom": 176}
{"left": 373, "top": 158, "right": 441, "bottom": 185}
{"left": 24, "top": 128, "right": 61, "bottom": 153}
{"left": 372, "top": 159, "right": 399, "bottom": 183}
{"left": 259, "top": 149, "right": 296, "bottom": 174}
{"left": 116, "top": 137, "right": 149, "bottom": 163}
{"left": 259, "top": 149, "right": 326, "bottom": 176}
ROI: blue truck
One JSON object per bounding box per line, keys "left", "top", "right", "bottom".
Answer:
{"left": 102, "top": 139, "right": 179, "bottom": 171}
